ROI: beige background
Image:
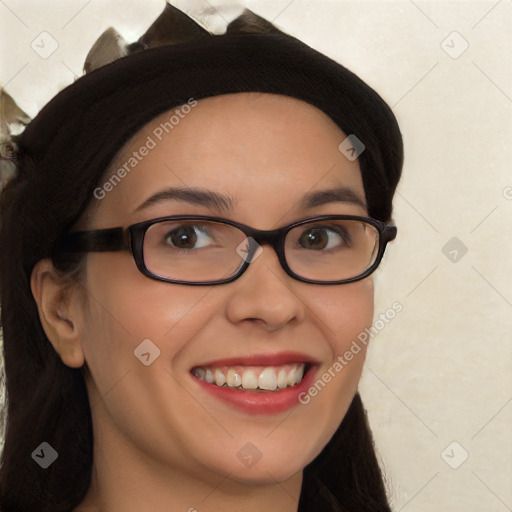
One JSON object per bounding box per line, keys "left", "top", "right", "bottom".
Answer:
{"left": 1, "top": 1, "right": 511, "bottom": 510}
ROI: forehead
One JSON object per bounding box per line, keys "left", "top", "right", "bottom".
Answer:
{"left": 116, "top": 92, "right": 344, "bottom": 159}
{"left": 90, "top": 92, "right": 365, "bottom": 226}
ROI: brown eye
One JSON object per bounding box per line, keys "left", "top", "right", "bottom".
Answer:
{"left": 163, "top": 224, "right": 215, "bottom": 250}
{"left": 298, "top": 226, "right": 350, "bottom": 250}
{"left": 165, "top": 226, "right": 198, "bottom": 249}
{"left": 299, "top": 228, "right": 329, "bottom": 250}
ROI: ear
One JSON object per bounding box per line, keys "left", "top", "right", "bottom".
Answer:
{"left": 30, "top": 259, "right": 85, "bottom": 368}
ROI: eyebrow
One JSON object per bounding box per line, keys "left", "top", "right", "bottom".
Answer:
{"left": 300, "top": 187, "right": 367, "bottom": 210}
{"left": 133, "top": 185, "right": 366, "bottom": 215}
{"left": 134, "top": 187, "right": 233, "bottom": 213}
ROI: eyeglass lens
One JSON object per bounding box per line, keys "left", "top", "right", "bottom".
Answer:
{"left": 142, "top": 218, "right": 380, "bottom": 283}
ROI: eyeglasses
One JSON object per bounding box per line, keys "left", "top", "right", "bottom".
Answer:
{"left": 52, "top": 215, "right": 397, "bottom": 285}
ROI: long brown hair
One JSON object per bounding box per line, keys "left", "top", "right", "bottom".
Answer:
{"left": 0, "top": 7, "right": 402, "bottom": 511}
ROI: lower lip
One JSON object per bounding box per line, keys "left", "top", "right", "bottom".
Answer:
{"left": 191, "top": 366, "right": 318, "bottom": 415}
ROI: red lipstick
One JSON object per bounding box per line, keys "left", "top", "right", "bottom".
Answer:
{"left": 190, "top": 352, "right": 319, "bottom": 415}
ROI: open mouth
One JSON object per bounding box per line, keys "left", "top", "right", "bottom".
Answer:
{"left": 191, "top": 363, "right": 311, "bottom": 392}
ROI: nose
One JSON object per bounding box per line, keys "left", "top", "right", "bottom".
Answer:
{"left": 225, "top": 244, "right": 306, "bottom": 332}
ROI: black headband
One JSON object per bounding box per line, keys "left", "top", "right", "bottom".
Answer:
{"left": 17, "top": 31, "right": 402, "bottom": 223}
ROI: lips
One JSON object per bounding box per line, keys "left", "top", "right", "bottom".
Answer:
{"left": 190, "top": 352, "right": 320, "bottom": 414}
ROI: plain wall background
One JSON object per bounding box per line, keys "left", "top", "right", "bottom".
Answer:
{"left": 1, "top": 1, "right": 511, "bottom": 510}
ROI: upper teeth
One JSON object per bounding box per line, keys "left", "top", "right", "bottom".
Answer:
{"left": 192, "top": 363, "right": 306, "bottom": 391}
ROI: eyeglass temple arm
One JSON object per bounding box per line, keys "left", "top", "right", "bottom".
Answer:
{"left": 53, "top": 227, "right": 130, "bottom": 260}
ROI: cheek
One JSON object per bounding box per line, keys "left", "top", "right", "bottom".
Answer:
{"left": 297, "top": 279, "right": 374, "bottom": 456}
{"left": 76, "top": 255, "right": 226, "bottom": 462}
{"left": 313, "top": 277, "right": 375, "bottom": 354}
{"left": 77, "top": 253, "right": 219, "bottom": 391}
{"left": 82, "top": 252, "right": 214, "bottom": 337}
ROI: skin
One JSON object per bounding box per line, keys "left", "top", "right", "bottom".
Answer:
{"left": 31, "top": 92, "right": 374, "bottom": 512}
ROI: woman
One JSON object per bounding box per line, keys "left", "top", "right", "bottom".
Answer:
{"left": 0, "top": 4, "right": 403, "bottom": 511}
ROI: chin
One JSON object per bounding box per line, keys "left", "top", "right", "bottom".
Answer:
{"left": 226, "top": 463, "right": 304, "bottom": 486}
{"left": 228, "top": 445, "right": 315, "bottom": 484}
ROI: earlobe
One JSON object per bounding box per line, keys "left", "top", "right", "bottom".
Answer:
{"left": 30, "top": 259, "right": 86, "bottom": 368}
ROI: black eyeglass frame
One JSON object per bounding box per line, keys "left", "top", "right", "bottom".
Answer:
{"left": 52, "top": 214, "right": 397, "bottom": 286}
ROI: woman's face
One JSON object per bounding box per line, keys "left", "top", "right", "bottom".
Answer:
{"left": 75, "top": 93, "right": 373, "bottom": 486}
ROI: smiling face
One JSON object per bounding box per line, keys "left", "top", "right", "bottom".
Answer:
{"left": 64, "top": 93, "right": 374, "bottom": 496}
